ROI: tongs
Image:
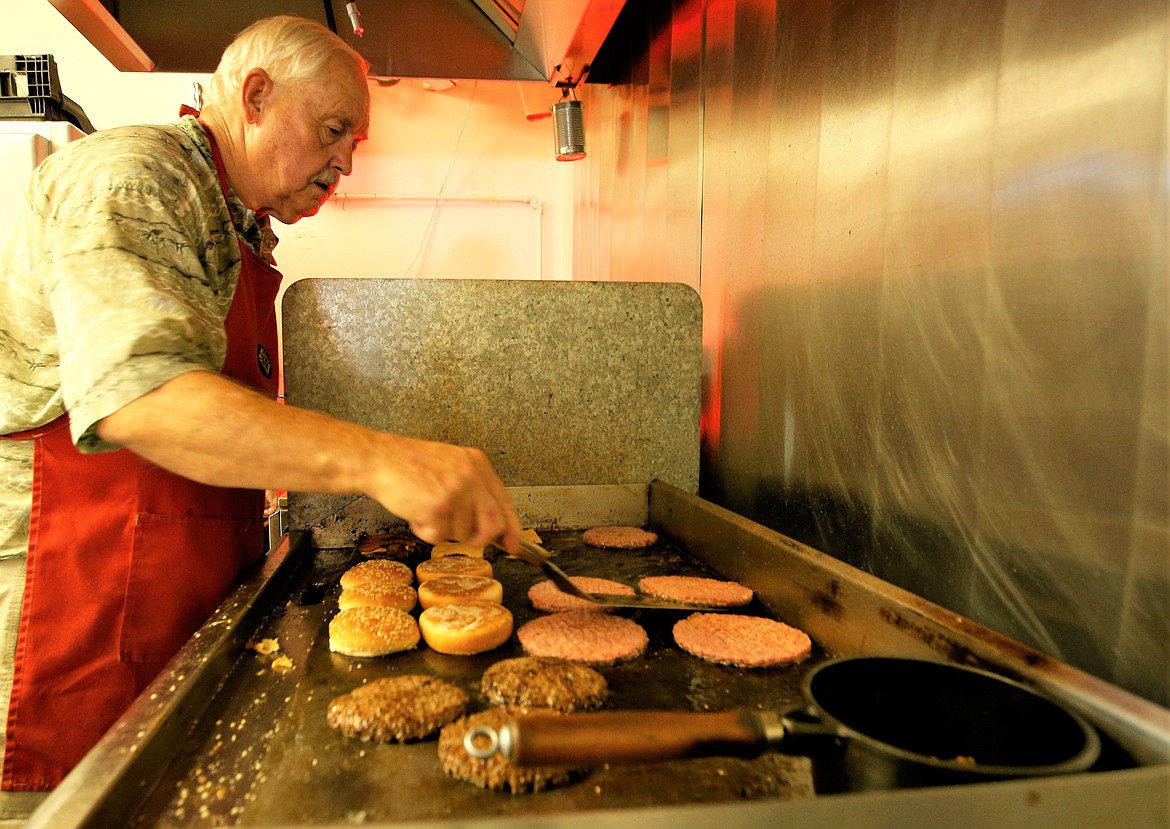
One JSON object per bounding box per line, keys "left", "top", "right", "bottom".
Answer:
{"left": 511, "top": 539, "right": 726, "bottom": 612}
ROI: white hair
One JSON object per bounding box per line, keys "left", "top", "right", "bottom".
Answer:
{"left": 204, "top": 15, "right": 370, "bottom": 107}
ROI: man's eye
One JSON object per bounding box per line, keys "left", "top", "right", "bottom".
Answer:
{"left": 326, "top": 126, "right": 342, "bottom": 139}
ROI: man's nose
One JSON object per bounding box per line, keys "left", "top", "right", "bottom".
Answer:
{"left": 333, "top": 145, "right": 355, "bottom": 176}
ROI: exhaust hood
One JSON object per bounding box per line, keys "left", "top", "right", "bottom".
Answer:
{"left": 50, "top": 0, "right": 629, "bottom": 86}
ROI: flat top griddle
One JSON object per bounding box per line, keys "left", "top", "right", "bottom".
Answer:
{"left": 126, "top": 530, "right": 820, "bottom": 827}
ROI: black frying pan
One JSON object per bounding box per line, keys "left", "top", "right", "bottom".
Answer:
{"left": 465, "top": 657, "right": 1101, "bottom": 790}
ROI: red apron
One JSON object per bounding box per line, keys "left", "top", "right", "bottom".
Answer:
{"left": 0, "top": 124, "right": 281, "bottom": 790}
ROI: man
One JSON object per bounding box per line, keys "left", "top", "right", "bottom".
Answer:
{"left": 0, "top": 14, "right": 521, "bottom": 811}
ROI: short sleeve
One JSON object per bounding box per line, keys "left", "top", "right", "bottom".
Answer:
{"left": 36, "top": 129, "right": 240, "bottom": 451}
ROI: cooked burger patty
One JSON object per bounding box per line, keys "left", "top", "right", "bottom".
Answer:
{"left": 357, "top": 532, "right": 420, "bottom": 558}
{"left": 438, "top": 706, "right": 587, "bottom": 792}
{"left": 581, "top": 526, "right": 658, "bottom": 549}
{"left": 517, "top": 610, "right": 648, "bottom": 664}
{"left": 638, "top": 575, "right": 753, "bottom": 608}
{"left": 672, "top": 613, "right": 812, "bottom": 668}
{"left": 527, "top": 576, "right": 635, "bottom": 613}
{"left": 327, "top": 675, "right": 469, "bottom": 742}
{"left": 481, "top": 656, "right": 608, "bottom": 712}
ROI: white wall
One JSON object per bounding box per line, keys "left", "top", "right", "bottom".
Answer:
{"left": 2, "top": 1, "right": 574, "bottom": 292}
{"left": 291, "top": 78, "right": 571, "bottom": 285}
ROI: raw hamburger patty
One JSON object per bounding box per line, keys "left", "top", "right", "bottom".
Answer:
{"left": 527, "top": 576, "right": 635, "bottom": 613}
{"left": 481, "top": 656, "right": 608, "bottom": 712}
{"left": 438, "top": 706, "right": 587, "bottom": 792}
{"left": 340, "top": 559, "right": 414, "bottom": 590}
{"left": 672, "top": 613, "right": 812, "bottom": 668}
{"left": 582, "top": 526, "right": 658, "bottom": 549}
{"left": 518, "top": 610, "right": 648, "bottom": 663}
{"left": 638, "top": 575, "right": 753, "bottom": 607}
{"left": 327, "top": 675, "right": 469, "bottom": 742}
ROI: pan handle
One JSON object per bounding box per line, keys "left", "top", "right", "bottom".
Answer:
{"left": 466, "top": 709, "right": 807, "bottom": 767}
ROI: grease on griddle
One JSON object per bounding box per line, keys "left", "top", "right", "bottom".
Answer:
{"left": 807, "top": 578, "right": 844, "bottom": 619}
{"left": 298, "top": 581, "right": 328, "bottom": 606}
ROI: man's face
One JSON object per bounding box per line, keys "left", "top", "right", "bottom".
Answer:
{"left": 246, "top": 62, "right": 370, "bottom": 224}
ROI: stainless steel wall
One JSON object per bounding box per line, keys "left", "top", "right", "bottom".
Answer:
{"left": 577, "top": 0, "right": 1170, "bottom": 705}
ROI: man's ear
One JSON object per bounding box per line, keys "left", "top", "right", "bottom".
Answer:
{"left": 241, "top": 69, "right": 274, "bottom": 124}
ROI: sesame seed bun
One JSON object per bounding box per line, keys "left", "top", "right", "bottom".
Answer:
{"left": 340, "top": 559, "right": 414, "bottom": 591}
{"left": 329, "top": 606, "right": 420, "bottom": 657}
{"left": 338, "top": 583, "right": 418, "bottom": 612}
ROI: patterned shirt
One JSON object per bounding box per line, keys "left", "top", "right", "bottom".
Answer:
{"left": 0, "top": 115, "right": 278, "bottom": 560}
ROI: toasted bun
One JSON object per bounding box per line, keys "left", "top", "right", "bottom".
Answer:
{"left": 416, "top": 554, "right": 494, "bottom": 583}
{"left": 418, "top": 576, "right": 504, "bottom": 609}
{"left": 338, "top": 583, "right": 417, "bottom": 612}
{"left": 340, "top": 559, "right": 414, "bottom": 590}
{"left": 329, "top": 606, "right": 420, "bottom": 657}
{"left": 419, "top": 601, "right": 513, "bottom": 655}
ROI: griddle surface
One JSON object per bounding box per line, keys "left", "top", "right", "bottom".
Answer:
{"left": 128, "top": 531, "right": 819, "bottom": 826}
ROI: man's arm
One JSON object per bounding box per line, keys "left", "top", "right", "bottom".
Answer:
{"left": 95, "top": 369, "right": 521, "bottom": 551}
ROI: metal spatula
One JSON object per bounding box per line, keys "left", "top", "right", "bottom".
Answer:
{"left": 511, "top": 539, "right": 727, "bottom": 611}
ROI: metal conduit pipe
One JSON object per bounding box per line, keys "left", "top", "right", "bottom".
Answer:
{"left": 331, "top": 193, "right": 543, "bottom": 211}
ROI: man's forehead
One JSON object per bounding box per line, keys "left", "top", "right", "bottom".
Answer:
{"left": 305, "top": 68, "right": 370, "bottom": 132}
{"left": 333, "top": 62, "right": 371, "bottom": 103}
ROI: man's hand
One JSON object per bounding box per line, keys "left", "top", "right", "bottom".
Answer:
{"left": 365, "top": 436, "right": 522, "bottom": 552}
